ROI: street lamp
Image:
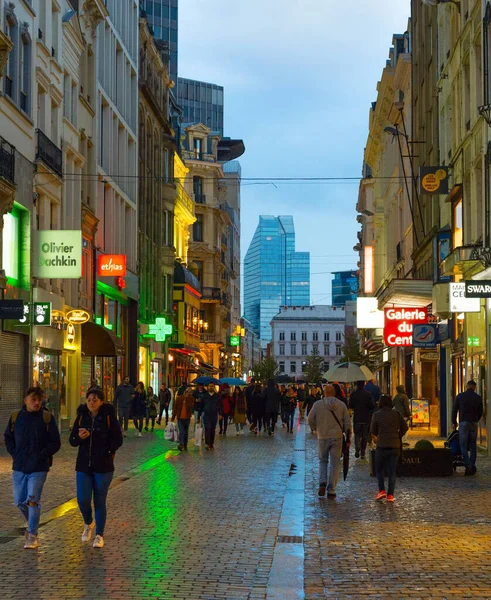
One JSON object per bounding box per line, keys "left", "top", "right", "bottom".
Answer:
{"left": 478, "top": 104, "right": 491, "bottom": 126}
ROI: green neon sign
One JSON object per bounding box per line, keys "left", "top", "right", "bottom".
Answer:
{"left": 144, "top": 317, "right": 173, "bottom": 342}
{"left": 230, "top": 335, "right": 240, "bottom": 347}
{"left": 18, "top": 302, "right": 51, "bottom": 326}
{"left": 467, "top": 336, "right": 480, "bottom": 347}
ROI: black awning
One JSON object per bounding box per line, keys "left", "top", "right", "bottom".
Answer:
{"left": 82, "top": 321, "right": 124, "bottom": 357}
{"left": 199, "top": 361, "right": 219, "bottom": 374}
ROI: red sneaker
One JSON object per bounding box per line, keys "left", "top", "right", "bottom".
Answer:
{"left": 386, "top": 494, "right": 395, "bottom": 502}
{"left": 375, "top": 491, "right": 387, "bottom": 501}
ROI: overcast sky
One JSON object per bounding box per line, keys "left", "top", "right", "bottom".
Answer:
{"left": 179, "top": 0, "right": 411, "bottom": 304}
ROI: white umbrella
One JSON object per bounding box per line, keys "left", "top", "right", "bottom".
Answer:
{"left": 323, "top": 362, "right": 374, "bottom": 383}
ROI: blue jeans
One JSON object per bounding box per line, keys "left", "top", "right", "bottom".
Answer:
{"left": 12, "top": 471, "right": 48, "bottom": 535}
{"left": 118, "top": 404, "right": 130, "bottom": 431}
{"left": 459, "top": 421, "right": 478, "bottom": 469}
{"left": 178, "top": 418, "right": 191, "bottom": 447}
{"left": 76, "top": 471, "right": 114, "bottom": 536}
{"left": 318, "top": 437, "right": 343, "bottom": 493}
{"left": 375, "top": 447, "right": 400, "bottom": 495}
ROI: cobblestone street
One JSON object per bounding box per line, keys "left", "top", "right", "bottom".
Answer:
{"left": 1, "top": 417, "right": 491, "bottom": 599}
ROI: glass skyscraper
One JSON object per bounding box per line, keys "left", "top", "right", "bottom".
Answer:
{"left": 178, "top": 78, "right": 224, "bottom": 134}
{"left": 331, "top": 270, "right": 359, "bottom": 306}
{"left": 244, "top": 216, "right": 310, "bottom": 347}
{"left": 141, "top": 0, "right": 178, "bottom": 87}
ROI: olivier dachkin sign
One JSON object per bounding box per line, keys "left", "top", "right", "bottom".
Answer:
{"left": 465, "top": 280, "right": 491, "bottom": 298}
{"left": 33, "top": 231, "right": 82, "bottom": 279}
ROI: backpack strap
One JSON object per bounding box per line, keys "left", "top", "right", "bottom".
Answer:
{"left": 9, "top": 409, "right": 21, "bottom": 433}
{"left": 42, "top": 409, "right": 51, "bottom": 431}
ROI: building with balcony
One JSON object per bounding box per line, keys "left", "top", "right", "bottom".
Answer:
{"left": 270, "top": 306, "right": 346, "bottom": 381}
{"left": 244, "top": 215, "right": 310, "bottom": 349}
{"left": 137, "top": 16, "right": 176, "bottom": 391}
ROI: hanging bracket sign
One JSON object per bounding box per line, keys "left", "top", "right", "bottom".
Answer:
{"left": 465, "top": 280, "right": 491, "bottom": 298}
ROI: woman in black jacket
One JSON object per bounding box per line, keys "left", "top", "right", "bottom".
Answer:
{"left": 131, "top": 382, "right": 147, "bottom": 437}
{"left": 69, "top": 389, "right": 123, "bottom": 548}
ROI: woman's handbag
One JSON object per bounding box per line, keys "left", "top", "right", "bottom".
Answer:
{"left": 194, "top": 424, "right": 203, "bottom": 446}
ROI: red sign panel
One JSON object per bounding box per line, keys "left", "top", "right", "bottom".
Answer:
{"left": 384, "top": 307, "right": 428, "bottom": 347}
{"left": 98, "top": 254, "right": 127, "bottom": 276}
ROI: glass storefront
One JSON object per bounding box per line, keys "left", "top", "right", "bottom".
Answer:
{"left": 150, "top": 360, "right": 160, "bottom": 392}
{"left": 95, "top": 356, "right": 117, "bottom": 404}
{"left": 139, "top": 345, "right": 149, "bottom": 386}
{"left": 33, "top": 348, "right": 60, "bottom": 422}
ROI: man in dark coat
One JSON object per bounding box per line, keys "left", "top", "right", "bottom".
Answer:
{"left": 349, "top": 380, "right": 375, "bottom": 459}
{"left": 452, "top": 380, "right": 483, "bottom": 475}
{"left": 157, "top": 383, "right": 171, "bottom": 426}
{"left": 198, "top": 383, "right": 222, "bottom": 449}
{"left": 263, "top": 380, "right": 281, "bottom": 436}
{"left": 4, "top": 387, "right": 61, "bottom": 550}
{"left": 114, "top": 376, "right": 133, "bottom": 436}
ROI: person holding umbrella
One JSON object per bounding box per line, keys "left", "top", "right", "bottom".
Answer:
{"left": 308, "top": 384, "right": 351, "bottom": 499}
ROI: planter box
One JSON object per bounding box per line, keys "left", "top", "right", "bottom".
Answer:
{"left": 370, "top": 448, "right": 454, "bottom": 477}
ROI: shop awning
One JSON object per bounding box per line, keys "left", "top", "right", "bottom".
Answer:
{"left": 172, "top": 352, "right": 203, "bottom": 373}
{"left": 199, "top": 361, "right": 219, "bottom": 374}
{"left": 377, "top": 279, "right": 433, "bottom": 309}
{"left": 82, "top": 321, "right": 124, "bottom": 356}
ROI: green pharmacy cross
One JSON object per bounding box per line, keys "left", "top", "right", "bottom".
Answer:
{"left": 148, "top": 318, "right": 173, "bottom": 342}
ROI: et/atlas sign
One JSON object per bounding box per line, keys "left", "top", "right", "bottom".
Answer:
{"left": 384, "top": 307, "right": 428, "bottom": 347}
{"left": 33, "top": 230, "right": 82, "bottom": 279}
{"left": 98, "top": 254, "right": 127, "bottom": 276}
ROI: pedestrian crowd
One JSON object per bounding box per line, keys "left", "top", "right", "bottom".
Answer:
{"left": 3, "top": 374, "right": 482, "bottom": 552}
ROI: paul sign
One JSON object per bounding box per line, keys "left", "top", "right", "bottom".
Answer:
{"left": 98, "top": 254, "right": 127, "bottom": 277}
{"left": 384, "top": 307, "right": 428, "bottom": 347}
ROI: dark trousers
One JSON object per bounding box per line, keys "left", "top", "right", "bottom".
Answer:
{"left": 266, "top": 412, "right": 277, "bottom": 433}
{"left": 286, "top": 410, "right": 295, "bottom": 432}
{"left": 354, "top": 422, "right": 370, "bottom": 455}
{"left": 118, "top": 405, "right": 130, "bottom": 431}
{"left": 375, "top": 447, "right": 400, "bottom": 495}
{"left": 145, "top": 416, "right": 156, "bottom": 429}
{"left": 219, "top": 415, "right": 229, "bottom": 435}
{"left": 178, "top": 418, "right": 191, "bottom": 447}
{"left": 133, "top": 416, "right": 143, "bottom": 432}
{"left": 204, "top": 416, "right": 218, "bottom": 447}
{"left": 158, "top": 405, "right": 169, "bottom": 425}
{"left": 252, "top": 410, "right": 264, "bottom": 431}
{"left": 280, "top": 407, "right": 288, "bottom": 424}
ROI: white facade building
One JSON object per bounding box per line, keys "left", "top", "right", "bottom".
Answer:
{"left": 271, "top": 305, "right": 346, "bottom": 380}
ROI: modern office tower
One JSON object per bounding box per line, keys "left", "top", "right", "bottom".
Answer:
{"left": 140, "top": 0, "right": 178, "bottom": 86}
{"left": 244, "top": 216, "right": 310, "bottom": 348}
{"left": 331, "top": 271, "right": 359, "bottom": 307}
{"left": 178, "top": 78, "right": 224, "bottom": 134}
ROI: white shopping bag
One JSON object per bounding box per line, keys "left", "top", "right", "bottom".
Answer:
{"left": 194, "top": 424, "right": 203, "bottom": 447}
{"left": 164, "top": 422, "right": 176, "bottom": 441}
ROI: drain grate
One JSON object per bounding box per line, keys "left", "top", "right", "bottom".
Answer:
{"left": 277, "top": 535, "right": 303, "bottom": 544}
{"left": 294, "top": 448, "right": 305, "bottom": 452}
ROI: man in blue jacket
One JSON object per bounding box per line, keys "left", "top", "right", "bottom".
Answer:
{"left": 4, "top": 386, "right": 61, "bottom": 549}
{"left": 452, "top": 380, "right": 483, "bottom": 475}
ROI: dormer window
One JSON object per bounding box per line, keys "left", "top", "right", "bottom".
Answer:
{"left": 193, "top": 137, "right": 202, "bottom": 159}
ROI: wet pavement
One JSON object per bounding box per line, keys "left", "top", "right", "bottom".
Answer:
{"left": 1, "top": 416, "right": 491, "bottom": 599}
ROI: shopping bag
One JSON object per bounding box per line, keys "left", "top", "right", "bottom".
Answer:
{"left": 164, "top": 422, "right": 176, "bottom": 441}
{"left": 194, "top": 424, "right": 203, "bottom": 447}
{"left": 172, "top": 425, "right": 179, "bottom": 442}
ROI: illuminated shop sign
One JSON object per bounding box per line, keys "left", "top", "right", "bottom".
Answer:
{"left": 356, "top": 297, "right": 384, "bottom": 328}
{"left": 18, "top": 302, "right": 52, "bottom": 326}
{"left": 66, "top": 309, "right": 91, "bottom": 324}
{"left": 98, "top": 254, "right": 127, "bottom": 276}
{"left": 384, "top": 307, "right": 428, "bottom": 347}
{"left": 230, "top": 335, "right": 240, "bottom": 347}
{"left": 142, "top": 317, "right": 173, "bottom": 342}
{"left": 33, "top": 230, "right": 82, "bottom": 279}
{"left": 449, "top": 283, "right": 480, "bottom": 313}
{"left": 419, "top": 166, "right": 449, "bottom": 195}
{"left": 464, "top": 280, "right": 491, "bottom": 299}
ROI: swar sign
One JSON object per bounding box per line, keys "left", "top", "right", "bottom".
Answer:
{"left": 384, "top": 307, "right": 428, "bottom": 347}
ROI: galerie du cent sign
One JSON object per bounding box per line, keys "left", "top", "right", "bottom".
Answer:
{"left": 384, "top": 307, "right": 428, "bottom": 347}
{"left": 33, "top": 231, "right": 82, "bottom": 279}
{"left": 98, "top": 254, "right": 127, "bottom": 276}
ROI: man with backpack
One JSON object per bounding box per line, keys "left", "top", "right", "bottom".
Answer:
{"left": 4, "top": 386, "right": 61, "bottom": 549}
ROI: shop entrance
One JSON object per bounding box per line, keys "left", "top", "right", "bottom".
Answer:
{"left": 33, "top": 348, "right": 61, "bottom": 423}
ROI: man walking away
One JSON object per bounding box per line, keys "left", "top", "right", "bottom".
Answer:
{"left": 245, "top": 378, "right": 255, "bottom": 427}
{"left": 297, "top": 384, "right": 306, "bottom": 418}
{"left": 198, "top": 383, "right": 221, "bottom": 449}
{"left": 393, "top": 385, "right": 411, "bottom": 446}
{"left": 157, "top": 383, "right": 171, "bottom": 426}
{"left": 4, "top": 387, "right": 61, "bottom": 549}
{"left": 452, "top": 380, "right": 483, "bottom": 475}
{"left": 263, "top": 380, "right": 281, "bottom": 436}
{"left": 114, "top": 376, "right": 133, "bottom": 436}
{"left": 192, "top": 384, "right": 205, "bottom": 431}
{"left": 308, "top": 384, "right": 351, "bottom": 499}
{"left": 349, "top": 381, "right": 375, "bottom": 459}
